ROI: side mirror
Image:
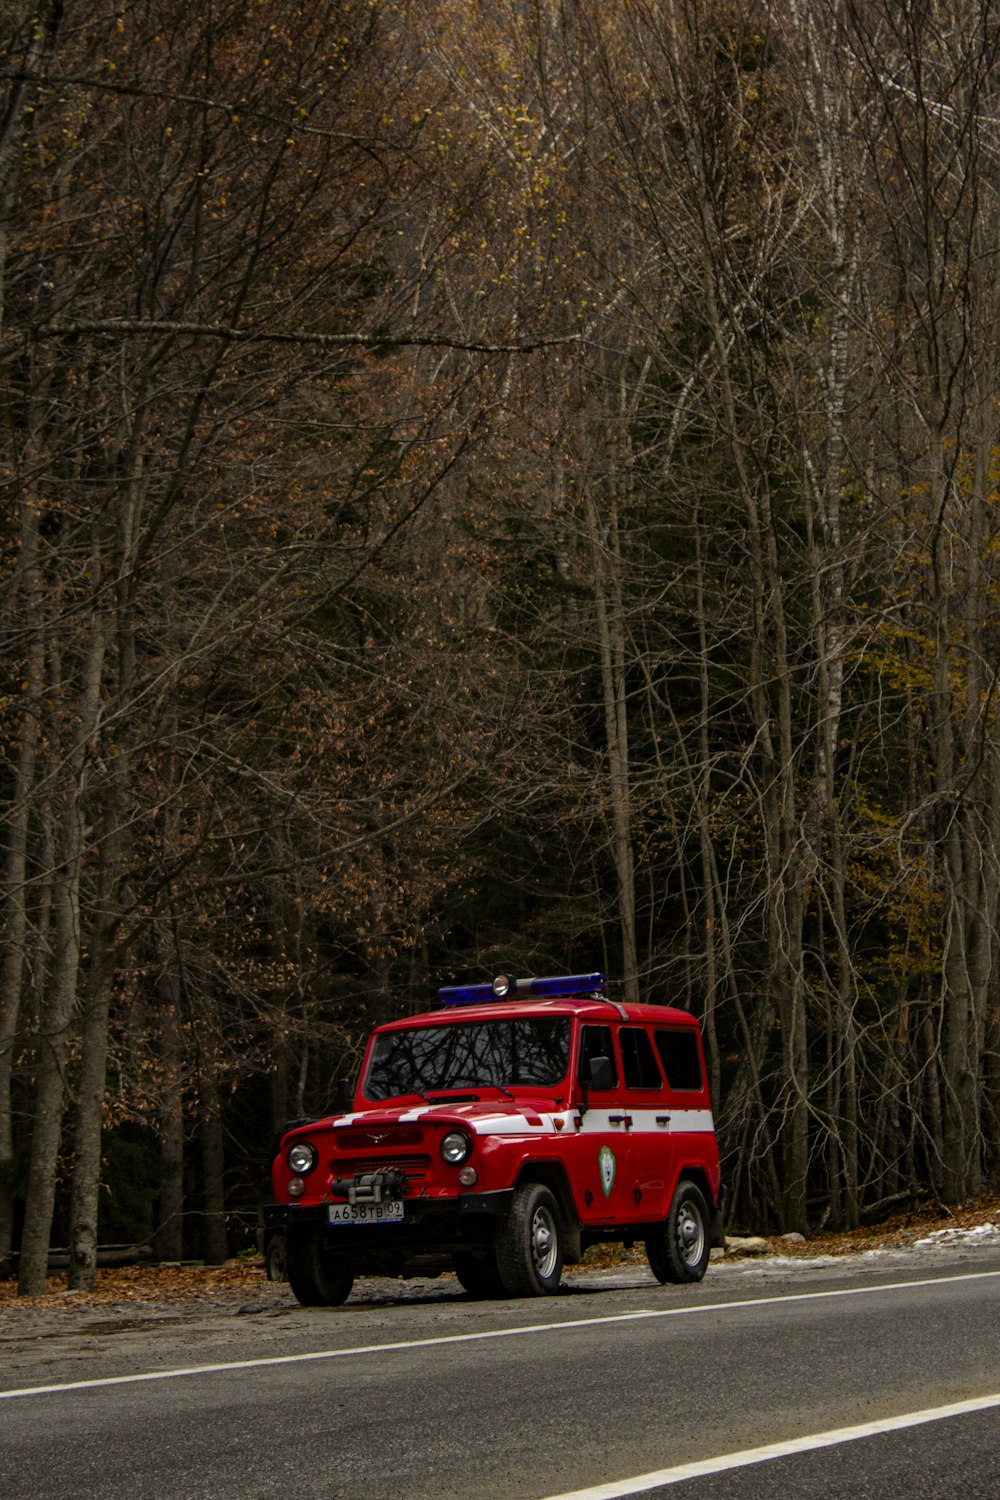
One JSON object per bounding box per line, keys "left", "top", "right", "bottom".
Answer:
{"left": 586, "top": 1055, "right": 615, "bottom": 1092}
{"left": 337, "top": 1077, "right": 353, "bottom": 1111}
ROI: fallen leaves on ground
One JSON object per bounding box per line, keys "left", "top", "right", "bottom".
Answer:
{"left": 2, "top": 1192, "right": 998, "bottom": 1310}
{"left": 0, "top": 1258, "right": 276, "bottom": 1313}
{"left": 761, "top": 1191, "right": 1000, "bottom": 1259}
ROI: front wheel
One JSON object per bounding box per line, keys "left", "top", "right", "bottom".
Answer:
{"left": 285, "top": 1225, "right": 354, "bottom": 1307}
{"left": 496, "top": 1183, "right": 564, "bottom": 1296}
{"left": 646, "top": 1180, "right": 711, "bottom": 1284}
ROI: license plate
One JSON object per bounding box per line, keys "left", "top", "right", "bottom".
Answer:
{"left": 327, "top": 1199, "right": 405, "bottom": 1226}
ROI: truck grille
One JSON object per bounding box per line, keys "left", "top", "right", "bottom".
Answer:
{"left": 335, "top": 1128, "right": 424, "bottom": 1151}
{"left": 331, "top": 1153, "right": 433, "bottom": 1182}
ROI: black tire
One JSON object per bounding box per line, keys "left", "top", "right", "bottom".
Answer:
{"left": 285, "top": 1225, "right": 354, "bottom": 1307}
{"left": 646, "top": 1180, "right": 711, "bottom": 1284}
{"left": 265, "top": 1231, "right": 287, "bottom": 1283}
{"left": 453, "top": 1250, "right": 506, "bottom": 1300}
{"left": 496, "top": 1183, "right": 564, "bottom": 1296}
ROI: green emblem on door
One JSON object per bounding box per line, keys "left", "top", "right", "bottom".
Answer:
{"left": 599, "top": 1145, "right": 616, "bottom": 1198}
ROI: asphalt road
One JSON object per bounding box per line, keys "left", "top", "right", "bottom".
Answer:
{"left": 2, "top": 1245, "right": 1000, "bottom": 1500}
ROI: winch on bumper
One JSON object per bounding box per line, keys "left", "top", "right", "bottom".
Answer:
{"left": 330, "top": 1167, "right": 409, "bottom": 1205}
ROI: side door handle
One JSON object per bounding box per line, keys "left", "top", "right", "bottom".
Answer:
{"left": 608, "top": 1113, "right": 633, "bottom": 1129}
{"left": 655, "top": 1114, "right": 671, "bottom": 1126}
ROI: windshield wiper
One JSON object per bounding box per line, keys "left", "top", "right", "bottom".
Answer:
{"left": 420, "top": 1081, "right": 517, "bottom": 1103}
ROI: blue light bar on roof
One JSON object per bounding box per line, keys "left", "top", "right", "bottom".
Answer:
{"left": 528, "top": 973, "right": 606, "bottom": 998}
{"left": 436, "top": 981, "right": 499, "bottom": 1007}
{"left": 437, "top": 973, "right": 607, "bottom": 1006}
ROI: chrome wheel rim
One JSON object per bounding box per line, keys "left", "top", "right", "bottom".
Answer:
{"left": 676, "top": 1202, "right": 705, "bottom": 1266}
{"left": 530, "top": 1204, "right": 558, "bottom": 1279}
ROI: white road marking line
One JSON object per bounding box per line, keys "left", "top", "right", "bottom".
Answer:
{"left": 1, "top": 1267, "right": 999, "bottom": 1402}
{"left": 535, "top": 1392, "right": 1000, "bottom": 1499}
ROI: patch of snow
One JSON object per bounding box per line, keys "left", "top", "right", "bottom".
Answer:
{"left": 718, "top": 1248, "right": 898, "bottom": 1275}
{"left": 913, "top": 1222, "right": 1000, "bottom": 1249}
{"left": 716, "top": 1219, "right": 1000, "bottom": 1276}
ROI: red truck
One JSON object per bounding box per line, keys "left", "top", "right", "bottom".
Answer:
{"left": 261, "top": 973, "right": 726, "bottom": 1305}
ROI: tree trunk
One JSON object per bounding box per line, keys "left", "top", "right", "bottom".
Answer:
{"left": 18, "top": 618, "right": 108, "bottom": 1296}
{"left": 67, "top": 815, "right": 125, "bottom": 1290}
{"left": 200, "top": 1069, "right": 228, "bottom": 1266}
{"left": 584, "top": 485, "right": 638, "bottom": 1001}
{"left": 0, "top": 504, "right": 44, "bottom": 1265}
{"left": 66, "top": 960, "right": 115, "bottom": 1290}
{"left": 154, "top": 964, "right": 185, "bottom": 1263}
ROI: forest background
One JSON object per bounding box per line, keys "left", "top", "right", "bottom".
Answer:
{"left": 3, "top": 0, "right": 1000, "bottom": 1297}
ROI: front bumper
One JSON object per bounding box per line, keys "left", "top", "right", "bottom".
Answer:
{"left": 262, "top": 1188, "right": 514, "bottom": 1254}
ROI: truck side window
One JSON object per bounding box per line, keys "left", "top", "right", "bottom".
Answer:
{"left": 578, "top": 1026, "right": 618, "bottom": 1090}
{"left": 620, "top": 1027, "right": 663, "bottom": 1090}
{"left": 654, "top": 1028, "right": 704, "bottom": 1092}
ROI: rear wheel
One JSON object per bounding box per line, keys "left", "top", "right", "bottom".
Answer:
{"left": 646, "top": 1180, "right": 711, "bottom": 1284}
{"left": 496, "top": 1183, "right": 564, "bottom": 1296}
{"left": 285, "top": 1225, "right": 354, "bottom": 1306}
{"left": 452, "top": 1250, "right": 506, "bottom": 1299}
{"left": 264, "top": 1230, "right": 287, "bottom": 1283}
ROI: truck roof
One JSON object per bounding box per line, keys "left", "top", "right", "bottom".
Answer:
{"left": 375, "top": 996, "right": 700, "bottom": 1031}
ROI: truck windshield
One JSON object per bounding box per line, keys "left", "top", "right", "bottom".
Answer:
{"left": 364, "top": 1016, "right": 572, "bottom": 1101}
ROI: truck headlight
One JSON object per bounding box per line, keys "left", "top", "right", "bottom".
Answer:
{"left": 287, "top": 1141, "right": 318, "bottom": 1175}
{"left": 440, "top": 1131, "right": 472, "bottom": 1165}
